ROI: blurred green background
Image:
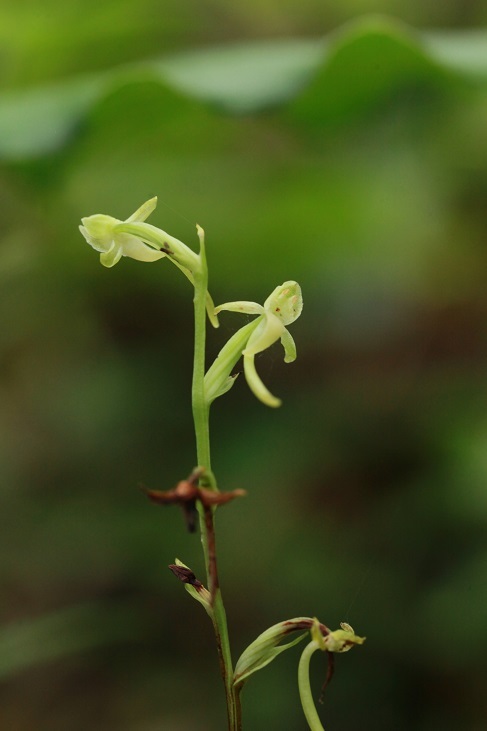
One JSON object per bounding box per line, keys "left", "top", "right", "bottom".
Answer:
{"left": 1, "top": 2, "right": 487, "bottom": 729}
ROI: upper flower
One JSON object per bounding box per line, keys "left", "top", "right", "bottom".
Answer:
{"left": 79, "top": 197, "right": 201, "bottom": 274}
{"left": 209, "top": 281, "right": 303, "bottom": 408}
{"left": 79, "top": 198, "right": 218, "bottom": 326}
{"left": 79, "top": 197, "right": 166, "bottom": 268}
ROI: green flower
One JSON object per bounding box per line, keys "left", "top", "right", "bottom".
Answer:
{"left": 79, "top": 197, "right": 166, "bottom": 268}
{"left": 211, "top": 281, "right": 303, "bottom": 407}
{"left": 79, "top": 196, "right": 201, "bottom": 275}
{"left": 298, "top": 619, "right": 365, "bottom": 730}
{"left": 79, "top": 199, "right": 218, "bottom": 326}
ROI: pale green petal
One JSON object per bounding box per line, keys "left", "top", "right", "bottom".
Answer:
{"left": 205, "top": 291, "right": 219, "bottom": 328}
{"left": 214, "top": 300, "right": 265, "bottom": 316}
{"left": 264, "top": 281, "right": 303, "bottom": 325}
{"left": 119, "top": 234, "right": 166, "bottom": 262}
{"left": 244, "top": 354, "right": 281, "bottom": 408}
{"left": 79, "top": 214, "right": 120, "bottom": 253}
{"left": 100, "top": 243, "right": 123, "bottom": 268}
{"left": 280, "top": 328, "right": 297, "bottom": 363}
{"left": 243, "top": 312, "right": 285, "bottom": 357}
{"left": 126, "top": 196, "right": 157, "bottom": 223}
{"left": 79, "top": 225, "right": 107, "bottom": 253}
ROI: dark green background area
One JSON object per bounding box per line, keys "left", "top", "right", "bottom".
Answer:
{"left": 1, "top": 3, "right": 487, "bottom": 730}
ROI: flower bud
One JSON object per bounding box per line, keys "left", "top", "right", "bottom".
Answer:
{"left": 170, "top": 559, "right": 212, "bottom": 616}
{"left": 233, "top": 617, "right": 322, "bottom": 686}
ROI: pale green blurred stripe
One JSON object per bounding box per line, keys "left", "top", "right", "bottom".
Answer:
{"left": 0, "top": 602, "right": 139, "bottom": 679}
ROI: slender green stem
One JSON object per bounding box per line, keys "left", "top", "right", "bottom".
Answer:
{"left": 298, "top": 641, "right": 325, "bottom": 731}
{"left": 191, "top": 277, "right": 211, "bottom": 470}
{"left": 191, "top": 233, "right": 240, "bottom": 730}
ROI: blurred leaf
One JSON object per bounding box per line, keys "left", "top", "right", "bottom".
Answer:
{"left": 0, "top": 602, "right": 139, "bottom": 679}
{"left": 0, "top": 76, "right": 106, "bottom": 160}
{"left": 158, "top": 38, "right": 325, "bottom": 113}
{"left": 422, "top": 29, "right": 487, "bottom": 79}
{"left": 1, "top": 16, "right": 487, "bottom": 160}
{"left": 285, "top": 17, "right": 459, "bottom": 127}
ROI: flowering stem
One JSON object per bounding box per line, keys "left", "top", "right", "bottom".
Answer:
{"left": 191, "top": 230, "right": 240, "bottom": 730}
{"left": 298, "top": 640, "right": 325, "bottom": 731}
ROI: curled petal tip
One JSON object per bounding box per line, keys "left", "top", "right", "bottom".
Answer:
{"left": 244, "top": 355, "right": 282, "bottom": 408}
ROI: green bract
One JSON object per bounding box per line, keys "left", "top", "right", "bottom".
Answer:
{"left": 210, "top": 281, "right": 303, "bottom": 407}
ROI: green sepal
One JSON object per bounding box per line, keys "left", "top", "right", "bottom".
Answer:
{"left": 209, "top": 374, "right": 239, "bottom": 401}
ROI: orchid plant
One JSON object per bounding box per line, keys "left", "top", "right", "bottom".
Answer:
{"left": 79, "top": 198, "right": 364, "bottom": 730}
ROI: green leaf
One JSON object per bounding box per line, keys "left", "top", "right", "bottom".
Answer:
{"left": 158, "top": 38, "right": 325, "bottom": 113}
{"left": 0, "top": 75, "right": 106, "bottom": 160}
{"left": 285, "top": 16, "right": 453, "bottom": 127}
{"left": 1, "top": 16, "right": 487, "bottom": 159}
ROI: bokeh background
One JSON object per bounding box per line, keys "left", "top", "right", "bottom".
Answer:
{"left": 1, "top": 2, "right": 487, "bottom": 729}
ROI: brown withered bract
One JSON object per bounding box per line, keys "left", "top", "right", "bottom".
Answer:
{"left": 168, "top": 564, "right": 202, "bottom": 587}
{"left": 143, "top": 473, "right": 201, "bottom": 532}
{"left": 141, "top": 467, "right": 246, "bottom": 533}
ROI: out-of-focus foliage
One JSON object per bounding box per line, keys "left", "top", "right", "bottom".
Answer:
{"left": 1, "top": 4, "right": 487, "bottom": 731}
{"left": 2, "top": 18, "right": 487, "bottom": 159}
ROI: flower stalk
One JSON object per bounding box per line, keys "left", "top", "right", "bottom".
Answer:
{"left": 299, "top": 640, "right": 326, "bottom": 731}
{"left": 191, "top": 226, "right": 241, "bottom": 730}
